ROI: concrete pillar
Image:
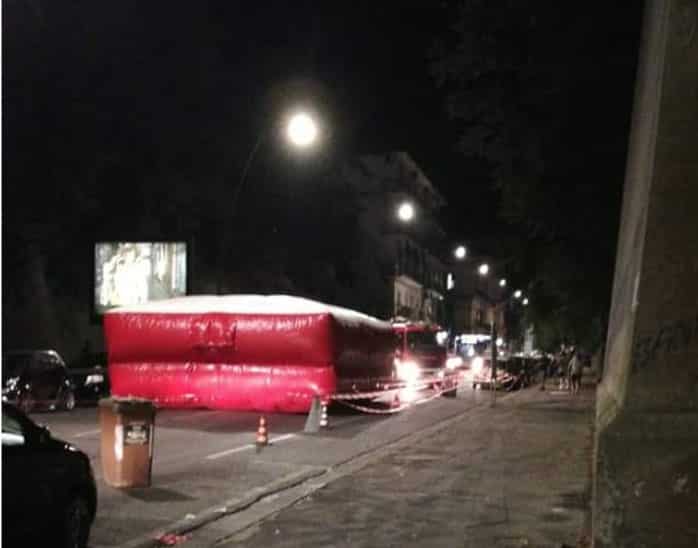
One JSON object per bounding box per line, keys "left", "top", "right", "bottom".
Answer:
{"left": 593, "top": 1, "right": 698, "bottom": 547}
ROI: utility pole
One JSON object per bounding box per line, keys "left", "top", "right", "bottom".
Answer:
{"left": 490, "top": 321, "right": 498, "bottom": 406}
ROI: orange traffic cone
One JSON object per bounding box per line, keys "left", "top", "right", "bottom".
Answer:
{"left": 256, "top": 416, "right": 268, "bottom": 451}
{"left": 391, "top": 391, "right": 401, "bottom": 409}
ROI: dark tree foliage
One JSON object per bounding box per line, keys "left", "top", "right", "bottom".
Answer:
{"left": 431, "top": 0, "right": 643, "bottom": 349}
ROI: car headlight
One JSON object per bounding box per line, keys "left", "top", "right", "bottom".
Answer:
{"left": 472, "top": 357, "right": 484, "bottom": 375}
{"left": 446, "top": 356, "right": 463, "bottom": 370}
{"left": 4, "top": 376, "right": 19, "bottom": 390}
{"left": 395, "top": 360, "right": 420, "bottom": 383}
{"left": 85, "top": 374, "right": 104, "bottom": 386}
{"left": 2, "top": 377, "right": 20, "bottom": 395}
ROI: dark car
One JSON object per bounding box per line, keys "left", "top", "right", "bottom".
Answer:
{"left": 2, "top": 350, "right": 76, "bottom": 412}
{"left": 68, "top": 352, "right": 110, "bottom": 404}
{"left": 2, "top": 403, "right": 97, "bottom": 548}
{"left": 503, "top": 356, "right": 535, "bottom": 388}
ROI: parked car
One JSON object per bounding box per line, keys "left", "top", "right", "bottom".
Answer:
{"left": 502, "top": 356, "right": 535, "bottom": 388}
{"left": 470, "top": 356, "right": 515, "bottom": 390}
{"left": 2, "top": 402, "right": 97, "bottom": 547}
{"left": 68, "top": 352, "right": 110, "bottom": 404}
{"left": 2, "top": 350, "right": 76, "bottom": 412}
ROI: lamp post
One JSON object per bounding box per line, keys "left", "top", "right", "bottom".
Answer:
{"left": 503, "top": 290, "right": 529, "bottom": 354}
{"left": 217, "top": 111, "right": 321, "bottom": 293}
{"left": 392, "top": 199, "right": 416, "bottom": 319}
{"left": 477, "top": 263, "right": 498, "bottom": 405}
{"left": 445, "top": 244, "right": 468, "bottom": 335}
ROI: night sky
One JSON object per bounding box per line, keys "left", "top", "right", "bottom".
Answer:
{"left": 4, "top": 0, "right": 642, "bottom": 272}
{"left": 2, "top": 0, "right": 648, "bottom": 353}
{"left": 4, "top": 2, "right": 496, "bottom": 241}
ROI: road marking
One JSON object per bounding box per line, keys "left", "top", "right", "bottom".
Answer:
{"left": 205, "top": 433, "right": 296, "bottom": 461}
{"left": 269, "top": 433, "right": 295, "bottom": 444}
{"left": 74, "top": 429, "right": 101, "bottom": 438}
{"left": 205, "top": 444, "right": 254, "bottom": 460}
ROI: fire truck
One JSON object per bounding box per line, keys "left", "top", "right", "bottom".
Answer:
{"left": 391, "top": 320, "right": 450, "bottom": 384}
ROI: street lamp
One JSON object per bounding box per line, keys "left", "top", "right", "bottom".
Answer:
{"left": 397, "top": 201, "right": 415, "bottom": 223}
{"left": 286, "top": 112, "right": 318, "bottom": 147}
{"left": 514, "top": 289, "right": 523, "bottom": 299}
{"left": 472, "top": 260, "right": 497, "bottom": 402}
{"left": 217, "top": 109, "right": 323, "bottom": 293}
{"left": 522, "top": 297, "right": 529, "bottom": 306}
{"left": 499, "top": 278, "right": 507, "bottom": 287}
{"left": 454, "top": 245, "right": 467, "bottom": 260}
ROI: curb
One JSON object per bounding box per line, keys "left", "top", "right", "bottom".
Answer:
{"left": 209, "top": 389, "right": 529, "bottom": 546}
{"left": 109, "top": 466, "right": 327, "bottom": 548}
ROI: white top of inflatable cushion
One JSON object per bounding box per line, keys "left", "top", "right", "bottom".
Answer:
{"left": 105, "top": 294, "right": 390, "bottom": 328}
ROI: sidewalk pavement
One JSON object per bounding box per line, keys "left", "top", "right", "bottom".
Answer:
{"left": 211, "top": 375, "right": 596, "bottom": 548}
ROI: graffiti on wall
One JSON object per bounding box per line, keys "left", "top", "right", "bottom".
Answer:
{"left": 632, "top": 312, "right": 698, "bottom": 372}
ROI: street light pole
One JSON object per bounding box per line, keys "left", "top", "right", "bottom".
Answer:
{"left": 216, "top": 111, "right": 320, "bottom": 294}
{"left": 490, "top": 320, "right": 498, "bottom": 407}
{"left": 233, "top": 133, "right": 266, "bottom": 221}
{"left": 475, "top": 261, "right": 498, "bottom": 405}
{"left": 216, "top": 132, "right": 266, "bottom": 294}
{"left": 394, "top": 199, "right": 416, "bottom": 319}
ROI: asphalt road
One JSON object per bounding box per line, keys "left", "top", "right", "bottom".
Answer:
{"left": 27, "top": 377, "right": 496, "bottom": 547}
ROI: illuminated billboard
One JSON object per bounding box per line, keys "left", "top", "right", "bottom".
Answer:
{"left": 94, "top": 242, "right": 187, "bottom": 314}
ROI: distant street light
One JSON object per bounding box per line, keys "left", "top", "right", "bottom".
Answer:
{"left": 286, "top": 112, "right": 318, "bottom": 148}
{"left": 514, "top": 290, "right": 523, "bottom": 299}
{"left": 522, "top": 297, "right": 529, "bottom": 306}
{"left": 454, "top": 245, "right": 467, "bottom": 260}
{"left": 397, "top": 201, "right": 415, "bottom": 222}
{"left": 499, "top": 278, "right": 507, "bottom": 287}
{"left": 478, "top": 263, "right": 490, "bottom": 276}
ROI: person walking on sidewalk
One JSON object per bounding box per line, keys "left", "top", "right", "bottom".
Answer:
{"left": 558, "top": 353, "right": 567, "bottom": 391}
{"left": 568, "top": 351, "right": 583, "bottom": 395}
{"left": 540, "top": 354, "right": 554, "bottom": 390}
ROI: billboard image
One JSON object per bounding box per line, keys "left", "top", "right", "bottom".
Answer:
{"left": 94, "top": 242, "right": 187, "bottom": 314}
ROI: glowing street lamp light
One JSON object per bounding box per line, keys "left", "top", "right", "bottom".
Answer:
{"left": 499, "top": 278, "right": 507, "bottom": 287}
{"left": 514, "top": 290, "right": 523, "bottom": 299}
{"left": 286, "top": 112, "right": 318, "bottom": 148}
{"left": 454, "top": 245, "right": 467, "bottom": 260}
{"left": 478, "top": 263, "right": 490, "bottom": 276}
{"left": 397, "top": 201, "right": 415, "bottom": 223}
{"left": 522, "top": 297, "right": 529, "bottom": 306}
